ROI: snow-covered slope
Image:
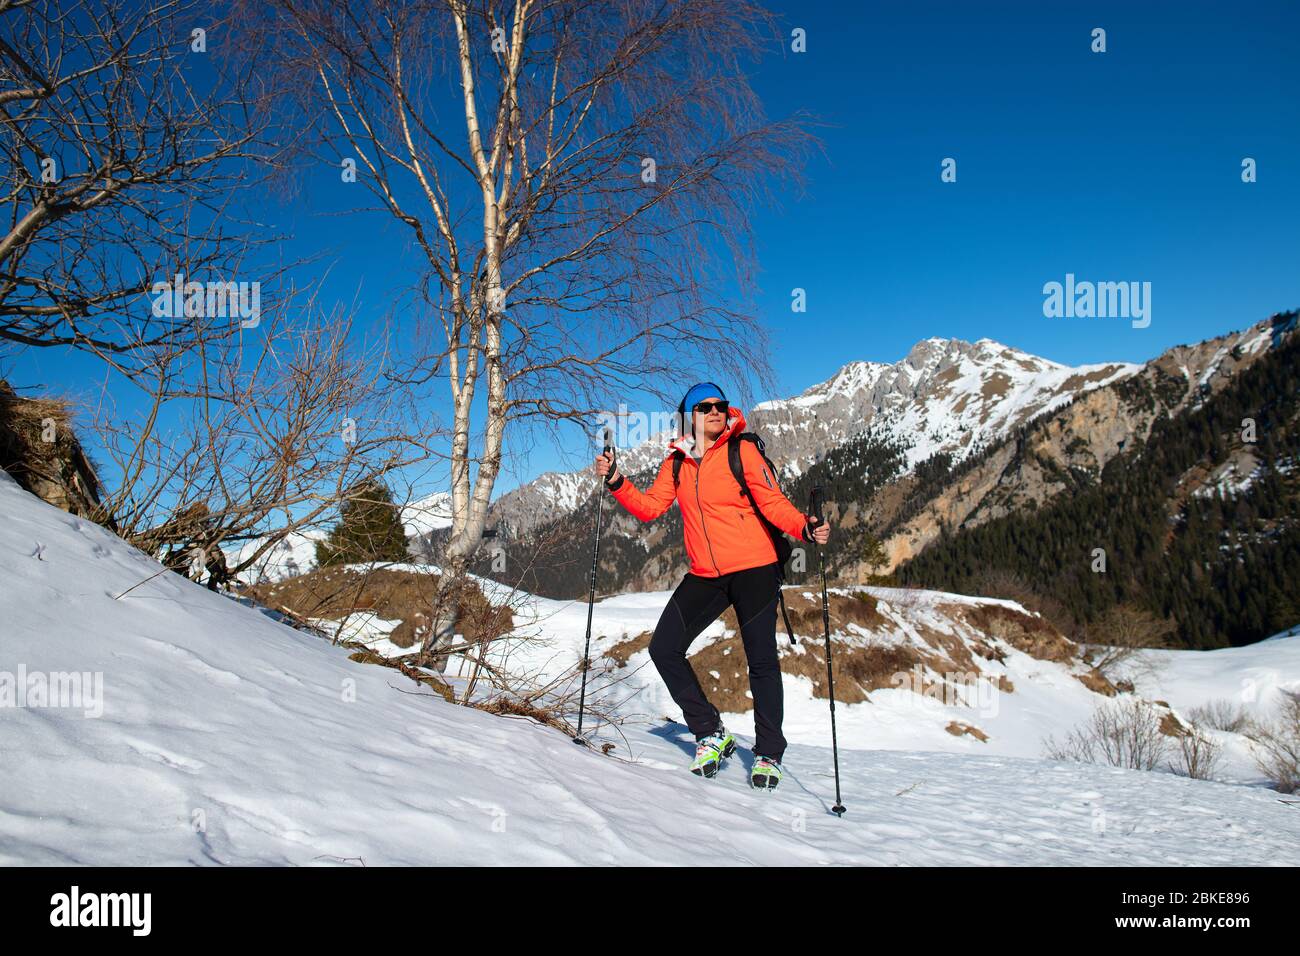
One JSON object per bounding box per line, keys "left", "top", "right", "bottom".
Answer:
{"left": 400, "top": 492, "right": 452, "bottom": 537}
{"left": 2, "top": 471, "right": 1297, "bottom": 865}
{"left": 225, "top": 530, "right": 325, "bottom": 585}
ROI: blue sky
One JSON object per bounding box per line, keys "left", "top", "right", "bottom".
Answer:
{"left": 7, "top": 0, "right": 1298, "bottom": 497}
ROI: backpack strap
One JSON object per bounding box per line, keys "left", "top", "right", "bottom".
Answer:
{"left": 729, "top": 433, "right": 797, "bottom": 645}
{"left": 671, "top": 450, "right": 685, "bottom": 486}
{"left": 777, "top": 589, "right": 797, "bottom": 647}
{"left": 727, "top": 432, "right": 760, "bottom": 500}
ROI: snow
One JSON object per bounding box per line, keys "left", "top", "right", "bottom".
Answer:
{"left": 400, "top": 492, "right": 453, "bottom": 537}
{"left": 221, "top": 491, "right": 452, "bottom": 585}
{"left": 225, "top": 530, "right": 325, "bottom": 585}
{"left": 2, "top": 469, "right": 1298, "bottom": 865}
{"left": 1115, "top": 635, "right": 1300, "bottom": 718}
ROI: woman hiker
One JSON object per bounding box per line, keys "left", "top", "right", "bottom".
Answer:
{"left": 593, "top": 382, "right": 831, "bottom": 791}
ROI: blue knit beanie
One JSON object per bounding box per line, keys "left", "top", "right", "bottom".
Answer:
{"left": 679, "top": 382, "right": 727, "bottom": 434}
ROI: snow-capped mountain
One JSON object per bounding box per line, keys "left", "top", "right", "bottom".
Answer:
{"left": 750, "top": 337, "right": 1137, "bottom": 472}
{"left": 489, "top": 336, "right": 1138, "bottom": 536}
{"left": 882, "top": 312, "right": 1300, "bottom": 572}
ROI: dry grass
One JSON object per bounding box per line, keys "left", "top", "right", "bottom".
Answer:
{"left": 605, "top": 631, "right": 653, "bottom": 667}
{"left": 957, "top": 602, "right": 1077, "bottom": 663}
{"left": 606, "top": 627, "right": 960, "bottom": 714}
{"left": 1077, "top": 668, "right": 1118, "bottom": 697}
{"left": 776, "top": 587, "right": 887, "bottom": 637}
{"left": 946, "top": 721, "right": 989, "bottom": 742}
{"left": 245, "top": 566, "right": 513, "bottom": 648}
{"left": 0, "top": 380, "right": 106, "bottom": 521}
{"left": 602, "top": 588, "right": 1035, "bottom": 715}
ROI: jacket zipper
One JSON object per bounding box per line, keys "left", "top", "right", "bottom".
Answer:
{"left": 694, "top": 437, "right": 723, "bottom": 575}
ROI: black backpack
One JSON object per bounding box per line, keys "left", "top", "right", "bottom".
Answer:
{"left": 672, "top": 432, "right": 799, "bottom": 644}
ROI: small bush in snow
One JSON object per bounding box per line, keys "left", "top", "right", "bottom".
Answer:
{"left": 1187, "top": 698, "right": 1249, "bottom": 734}
{"left": 1082, "top": 604, "right": 1176, "bottom": 681}
{"left": 1043, "top": 697, "right": 1169, "bottom": 771}
{"left": 1168, "top": 726, "right": 1222, "bottom": 781}
{"left": 1249, "top": 690, "right": 1300, "bottom": 794}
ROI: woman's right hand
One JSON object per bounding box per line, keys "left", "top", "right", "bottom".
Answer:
{"left": 595, "top": 450, "right": 619, "bottom": 484}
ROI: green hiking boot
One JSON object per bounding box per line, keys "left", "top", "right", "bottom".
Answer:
{"left": 750, "top": 755, "right": 784, "bottom": 791}
{"left": 689, "top": 725, "right": 737, "bottom": 778}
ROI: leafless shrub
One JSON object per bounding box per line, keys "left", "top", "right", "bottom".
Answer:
{"left": 1043, "top": 697, "right": 1170, "bottom": 771}
{"left": 91, "top": 297, "right": 433, "bottom": 588}
{"left": 1187, "top": 698, "right": 1250, "bottom": 734}
{"left": 1168, "top": 725, "right": 1223, "bottom": 781}
{"left": 1249, "top": 690, "right": 1300, "bottom": 794}
{"left": 1080, "top": 603, "right": 1176, "bottom": 682}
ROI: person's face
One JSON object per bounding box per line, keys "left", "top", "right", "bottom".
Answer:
{"left": 692, "top": 397, "right": 727, "bottom": 441}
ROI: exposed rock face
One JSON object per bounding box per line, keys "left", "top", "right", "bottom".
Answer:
{"left": 0, "top": 380, "right": 107, "bottom": 523}
{"left": 876, "top": 316, "right": 1296, "bottom": 572}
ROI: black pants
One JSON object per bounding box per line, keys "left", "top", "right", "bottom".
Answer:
{"left": 648, "top": 562, "right": 787, "bottom": 761}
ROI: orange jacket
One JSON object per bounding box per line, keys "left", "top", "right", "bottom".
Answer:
{"left": 609, "top": 407, "right": 810, "bottom": 577}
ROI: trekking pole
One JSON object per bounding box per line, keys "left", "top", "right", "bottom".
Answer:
{"left": 810, "top": 486, "right": 846, "bottom": 816}
{"left": 575, "top": 430, "right": 614, "bottom": 745}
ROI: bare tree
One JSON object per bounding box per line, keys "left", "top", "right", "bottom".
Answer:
{"left": 1081, "top": 603, "right": 1176, "bottom": 681}
{"left": 94, "top": 293, "right": 434, "bottom": 586}
{"left": 0, "top": 0, "right": 280, "bottom": 375}
{"left": 246, "top": 0, "right": 812, "bottom": 629}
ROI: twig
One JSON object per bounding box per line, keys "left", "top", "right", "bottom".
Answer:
{"left": 113, "top": 564, "right": 172, "bottom": 600}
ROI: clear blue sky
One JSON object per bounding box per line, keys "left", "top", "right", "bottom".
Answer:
{"left": 7, "top": 0, "right": 1298, "bottom": 497}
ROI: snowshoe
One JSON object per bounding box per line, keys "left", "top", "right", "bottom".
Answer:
{"left": 689, "top": 725, "right": 737, "bottom": 778}
{"left": 750, "top": 755, "right": 784, "bottom": 791}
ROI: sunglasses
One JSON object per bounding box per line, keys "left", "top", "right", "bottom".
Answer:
{"left": 693, "top": 401, "right": 729, "bottom": 414}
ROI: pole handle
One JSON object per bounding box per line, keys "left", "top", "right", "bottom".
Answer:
{"left": 602, "top": 427, "right": 616, "bottom": 471}
{"left": 810, "top": 485, "right": 825, "bottom": 525}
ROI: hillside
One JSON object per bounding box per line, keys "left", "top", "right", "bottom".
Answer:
{"left": 4, "top": 468, "right": 1298, "bottom": 865}
{"left": 899, "top": 313, "right": 1300, "bottom": 648}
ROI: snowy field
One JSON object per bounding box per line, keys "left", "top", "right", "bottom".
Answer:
{"left": 2, "top": 469, "right": 1298, "bottom": 865}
